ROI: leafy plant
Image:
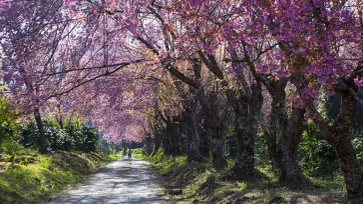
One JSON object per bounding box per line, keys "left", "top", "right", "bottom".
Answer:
{"left": 0, "top": 96, "right": 19, "bottom": 153}
{"left": 298, "top": 121, "right": 339, "bottom": 177}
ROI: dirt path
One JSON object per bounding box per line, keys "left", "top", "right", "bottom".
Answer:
{"left": 49, "top": 158, "right": 169, "bottom": 204}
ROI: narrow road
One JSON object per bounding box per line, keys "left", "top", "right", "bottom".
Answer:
{"left": 49, "top": 158, "right": 169, "bottom": 204}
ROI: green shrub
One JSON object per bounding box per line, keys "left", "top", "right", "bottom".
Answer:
{"left": 298, "top": 121, "right": 339, "bottom": 177}
{"left": 19, "top": 121, "right": 101, "bottom": 152}
{"left": 0, "top": 96, "right": 18, "bottom": 152}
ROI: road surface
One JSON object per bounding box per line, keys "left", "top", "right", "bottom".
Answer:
{"left": 49, "top": 158, "right": 169, "bottom": 204}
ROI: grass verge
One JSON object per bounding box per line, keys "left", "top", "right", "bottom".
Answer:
{"left": 135, "top": 148, "right": 347, "bottom": 203}
{"left": 0, "top": 149, "right": 120, "bottom": 204}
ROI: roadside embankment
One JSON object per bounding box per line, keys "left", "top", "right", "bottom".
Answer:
{"left": 0, "top": 150, "right": 120, "bottom": 203}
{"left": 134, "top": 149, "right": 346, "bottom": 203}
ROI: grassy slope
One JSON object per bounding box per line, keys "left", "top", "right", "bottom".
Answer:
{"left": 133, "top": 149, "right": 347, "bottom": 203}
{"left": 0, "top": 149, "right": 120, "bottom": 204}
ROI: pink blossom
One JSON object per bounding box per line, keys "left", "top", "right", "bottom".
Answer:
{"left": 354, "top": 77, "right": 363, "bottom": 87}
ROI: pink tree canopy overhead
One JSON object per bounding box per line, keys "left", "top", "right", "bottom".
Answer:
{"left": 1, "top": 0, "right": 363, "bottom": 140}
{"left": 84, "top": 63, "right": 160, "bottom": 143}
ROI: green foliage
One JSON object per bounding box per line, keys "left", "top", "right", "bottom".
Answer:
{"left": 45, "top": 121, "right": 75, "bottom": 151}
{"left": 351, "top": 133, "right": 363, "bottom": 165}
{"left": 298, "top": 121, "right": 339, "bottom": 177}
{"left": 18, "top": 122, "right": 38, "bottom": 149}
{"left": 19, "top": 121, "right": 101, "bottom": 152}
{"left": 0, "top": 96, "right": 18, "bottom": 152}
{"left": 255, "top": 131, "right": 268, "bottom": 163}
{"left": 96, "top": 136, "right": 113, "bottom": 155}
{"left": 135, "top": 148, "right": 188, "bottom": 175}
{"left": 299, "top": 121, "right": 363, "bottom": 177}
{"left": 65, "top": 124, "right": 100, "bottom": 152}
{"left": 1, "top": 140, "right": 24, "bottom": 157}
{"left": 132, "top": 148, "right": 143, "bottom": 158}
{"left": 48, "top": 128, "right": 74, "bottom": 151}
{"left": 66, "top": 123, "right": 83, "bottom": 150}
{"left": 78, "top": 126, "right": 99, "bottom": 152}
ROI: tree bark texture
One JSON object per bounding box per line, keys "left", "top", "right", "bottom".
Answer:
{"left": 143, "top": 134, "right": 153, "bottom": 155}
{"left": 33, "top": 108, "right": 48, "bottom": 154}
{"left": 263, "top": 79, "right": 307, "bottom": 185}
{"left": 209, "top": 91, "right": 228, "bottom": 170}
{"left": 279, "top": 107, "right": 307, "bottom": 186}
{"left": 318, "top": 91, "right": 363, "bottom": 201}
{"left": 151, "top": 123, "right": 162, "bottom": 153}
{"left": 185, "top": 97, "right": 203, "bottom": 163}
{"left": 264, "top": 99, "right": 283, "bottom": 170}
{"left": 230, "top": 82, "right": 263, "bottom": 180}
{"left": 163, "top": 121, "right": 181, "bottom": 155}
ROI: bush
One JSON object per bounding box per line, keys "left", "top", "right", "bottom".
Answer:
{"left": 46, "top": 124, "right": 75, "bottom": 151}
{"left": 0, "top": 96, "right": 18, "bottom": 152}
{"left": 298, "top": 121, "right": 339, "bottom": 177}
{"left": 19, "top": 121, "right": 100, "bottom": 152}
{"left": 78, "top": 126, "right": 99, "bottom": 153}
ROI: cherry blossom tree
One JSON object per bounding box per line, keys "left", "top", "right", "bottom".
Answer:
{"left": 3, "top": 0, "right": 363, "bottom": 200}
{"left": 233, "top": 0, "right": 363, "bottom": 198}
{"left": 0, "top": 0, "right": 70, "bottom": 153}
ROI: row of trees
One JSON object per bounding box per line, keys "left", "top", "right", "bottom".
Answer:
{"left": 1, "top": 0, "right": 363, "bottom": 201}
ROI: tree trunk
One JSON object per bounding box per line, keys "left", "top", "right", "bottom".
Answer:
{"left": 164, "top": 121, "right": 179, "bottom": 155}
{"left": 212, "top": 138, "right": 227, "bottom": 170}
{"left": 152, "top": 124, "right": 161, "bottom": 153}
{"left": 123, "top": 147, "right": 127, "bottom": 156}
{"left": 163, "top": 124, "right": 171, "bottom": 155}
{"left": 232, "top": 110, "right": 255, "bottom": 179}
{"left": 263, "top": 79, "right": 307, "bottom": 185}
{"left": 264, "top": 130, "right": 282, "bottom": 170}
{"left": 280, "top": 108, "right": 307, "bottom": 186}
{"left": 154, "top": 134, "right": 161, "bottom": 153}
{"left": 194, "top": 63, "right": 210, "bottom": 158}
{"left": 230, "top": 82, "right": 263, "bottom": 180}
{"left": 185, "top": 98, "right": 202, "bottom": 163}
{"left": 165, "top": 120, "right": 181, "bottom": 155}
{"left": 209, "top": 91, "right": 227, "bottom": 170}
{"left": 143, "top": 134, "right": 153, "bottom": 155}
{"left": 264, "top": 97, "right": 283, "bottom": 170}
{"left": 171, "top": 121, "right": 181, "bottom": 155}
{"left": 33, "top": 108, "right": 47, "bottom": 154}
{"left": 122, "top": 140, "right": 127, "bottom": 156}
{"left": 56, "top": 117, "right": 64, "bottom": 129}
{"left": 333, "top": 139, "right": 363, "bottom": 201}
{"left": 199, "top": 128, "right": 210, "bottom": 157}
{"left": 318, "top": 91, "right": 363, "bottom": 201}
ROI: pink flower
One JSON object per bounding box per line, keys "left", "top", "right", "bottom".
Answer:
{"left": 354, "top": 77, "right": 363, "bottom": 87}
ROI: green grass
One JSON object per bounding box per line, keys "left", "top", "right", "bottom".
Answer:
{"left": 132, "top": 148, "right": 144, "bottom": 159}
{"left": 0, "top": 150, "right": 120, "bottom": 203}
{"left": 136, "top": 148, "right": 347, "bottom": 203}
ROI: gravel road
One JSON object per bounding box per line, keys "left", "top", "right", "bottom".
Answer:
{"left": 49, "top": 158, "right": 169, "bottom": 204}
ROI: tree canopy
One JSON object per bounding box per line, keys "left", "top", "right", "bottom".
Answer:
{"left": 1, "top": 0, "right": 363, "bottom": 201}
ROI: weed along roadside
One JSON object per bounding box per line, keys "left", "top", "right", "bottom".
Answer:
{"left": 0, "top": 150, "right": 121, "bottom": 204}
{"left": 134, "top": 148, "right": 347, "bottom": 203}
